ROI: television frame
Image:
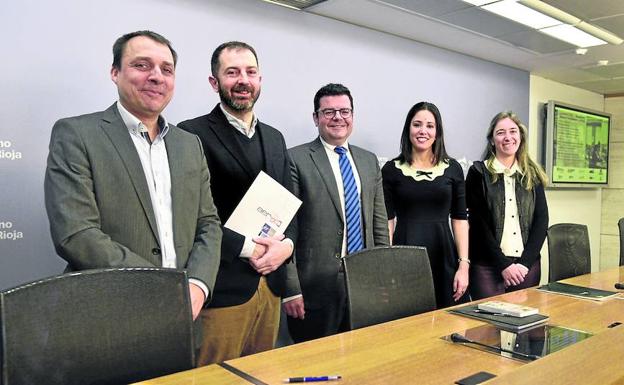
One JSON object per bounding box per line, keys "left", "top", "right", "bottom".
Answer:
{"left": 543, "top": 100, "right": 611, "bottom": 188}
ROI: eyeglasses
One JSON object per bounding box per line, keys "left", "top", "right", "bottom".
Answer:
{"left": 317, "top": 108, "right": 353, "bottom": 119}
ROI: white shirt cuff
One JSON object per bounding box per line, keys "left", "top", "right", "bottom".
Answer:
{"left": 188, "top": 278, "right": 209, "bottom": 303}
{"left": 240, "top": 237, "right": 294, "bottom": 259}
{"left": 282, "top": 238, "right": 294, "bottom": 254}
{"left": 282, "top": 294, "right": 302, "bottom": 303}
{"left": 240, "top": 236, "right": 256, "bottom": 258}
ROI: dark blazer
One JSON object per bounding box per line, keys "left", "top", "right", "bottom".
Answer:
{"left": 285, "top": 137, "right": 390, "bottom": 309}
{"left": 178, "top": 104, "right": 296, "bottom": 307}
{"left": 44, "top": 104, "right": 222, "bottom": 296}
{"left": 465, "top": 161, "right": 548, "bottom": 272}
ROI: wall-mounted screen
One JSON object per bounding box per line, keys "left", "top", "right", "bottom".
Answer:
{"left": 543, "top": 100, "right": 610, "bottom": 188}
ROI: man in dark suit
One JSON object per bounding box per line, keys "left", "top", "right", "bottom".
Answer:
{"left": 44, "top": 31, "right": 222, "bottom": 321}
{"left": 283, "top": 83, "right": 390, "bottom": 343}
{"left": 178, "top": 42, "right": 295, "bottom": 365}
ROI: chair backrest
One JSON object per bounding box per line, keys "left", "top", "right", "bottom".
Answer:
{"left": 0, "top": 268, "right": 194, "bottom": 385}
{"left": 343, "top": 246, "right": 436, "bottom": 330}
{"left": 619, "top": 218, "right": 624, "bottom": 267}
{"left": 547, "top": 223, "right": 591, "bottom": 282}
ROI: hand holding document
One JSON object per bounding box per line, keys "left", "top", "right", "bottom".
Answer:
{"left": 225, "top": 171, "right": 302, "bottom": 241}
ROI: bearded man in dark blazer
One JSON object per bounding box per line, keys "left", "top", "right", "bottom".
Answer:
{"left": 283, "top": 83, "right": 390, "bottom": 343}
{"left": 178, "top": 41, "right": 295, "bottom": 365}
{"left": 44, "top": 31, "right": 222, "bottom": 322}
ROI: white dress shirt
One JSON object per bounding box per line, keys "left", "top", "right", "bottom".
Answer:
{"left": 491, "top": 158, "right": 524, "bottom": 258}
{"left": 117, "top": 102, "right": 209, "bottom": 298}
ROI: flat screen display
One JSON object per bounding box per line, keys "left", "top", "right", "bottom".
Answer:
{"left": 544, "top": 101, "right": 610, "bottom": 187}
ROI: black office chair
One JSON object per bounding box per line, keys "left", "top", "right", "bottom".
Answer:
{"left": 0, "top": 268, "right": 194, "bottom": 385}
{"left": 343, "top": 246, "right": 436, "bottom": 330}
{"left": 619, "top": 218, "right": 624, "bottom": 266}
{"left": 547, "top": 223, "right": 591, "bottom": 282}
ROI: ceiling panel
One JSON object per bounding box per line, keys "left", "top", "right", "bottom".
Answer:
{"left": 498, "top": 30, "right": 576, "bottom": 54}
{"left": 583, "top": 62, "right": 624, "bottom": 78}
{"left": 533, "top": 67, "right": 607, "bottom": 83}
{"left": 303, "top": 0, "right": 624, "bottom": 95}
{"left": 592, "top": 14, "right": 624, "bottom": 38}
{"left": 375, "top": 0, "right": 470, "bottom": 18}
{"left": 541, "top": 0, "right": 624, "bottom": 21}
{"left": 437, "top": 6, "right": 531, "bottom": 38}
{"left": 571, "top": 77, "right": 624, "bottom": 94}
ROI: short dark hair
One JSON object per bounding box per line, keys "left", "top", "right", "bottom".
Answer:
{"left": 396, "top": 101, "right": 449, "bottom": 165}
{"left": 211, "top": 41, "right": 259, "bottom": 77}
{"left": 313, "top": 83, "right": 354, "bottom": 112}
{"left": 112, "top": 30, "right": 178, "bottom": 70}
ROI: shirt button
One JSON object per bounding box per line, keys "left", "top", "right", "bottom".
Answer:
{"left": 512, "top": 215, "right": 515, "bottom": 218}
{"left": 513, "top": 232, "right": 516, "bottom": 235}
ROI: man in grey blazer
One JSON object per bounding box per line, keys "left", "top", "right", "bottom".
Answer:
{"left": 44, "top": 31, "right": 222, "bottom": 321}
{"left": 283, "top": 83, "right": 389, "bottom": 342}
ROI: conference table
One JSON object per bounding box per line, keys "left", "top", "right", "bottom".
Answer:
{"left": 137, "top": 266, "right": 624, "bottom": 385}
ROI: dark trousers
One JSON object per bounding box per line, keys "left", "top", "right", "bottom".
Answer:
{"left": 470, "top": 259, "right": 541, "bottom": 300}
{"left": 287, "top": 272, "right": 350, "bottom": 343}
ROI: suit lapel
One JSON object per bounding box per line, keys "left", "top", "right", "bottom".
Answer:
{"left": 259, "top": 123, "right": 277, "bottom": 178}
{"left": 164, "top": 128, "right": 184, "bottom": 251}
{"left": 309, "top": 138, "right": 343, "bottom": 219}
{"left": 99, "top": 104, "right": 160, "bottom": 244}
{"left": 207, "top": 107, "right": 256, "bottom": 179}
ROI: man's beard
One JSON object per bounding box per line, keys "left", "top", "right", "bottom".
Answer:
{"left": 218, "top": 83, "right": 260, "bottom": 112}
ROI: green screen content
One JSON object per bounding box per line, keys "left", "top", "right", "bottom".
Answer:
{"left": 553, "top": 105, "right": 609, "bottom": 184}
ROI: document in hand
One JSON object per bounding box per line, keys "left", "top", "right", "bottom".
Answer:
{"left": 225, "top": 171, "right": 302, "bottom": 241}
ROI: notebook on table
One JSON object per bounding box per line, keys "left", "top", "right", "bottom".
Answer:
{"left": 536, "top": 282, "right": 620, "bottom": 301}
{"left": 449, "top": 304, "right": 549, "bottom": 332}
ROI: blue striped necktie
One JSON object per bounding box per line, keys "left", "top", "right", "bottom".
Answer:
{"left": 334, "top": 146, "right": 364, "bottom": 254}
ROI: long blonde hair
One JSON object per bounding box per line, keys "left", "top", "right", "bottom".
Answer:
{"left": 483, "top": 111, "right": 548, "bottom": 190}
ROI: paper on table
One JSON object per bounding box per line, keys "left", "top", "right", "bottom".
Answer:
{"left": 225, "top": 171, "right": 301, "bottom": 241}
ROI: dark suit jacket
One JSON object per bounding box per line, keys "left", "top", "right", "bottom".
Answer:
{"left": 285, "top": 137, "right": 389, "bottom": 309}
{"left": 178, "top": 105, "right": 296, "bottom": 307}
{"left": 44, "top": 104, "right": 222, "bottom": 296}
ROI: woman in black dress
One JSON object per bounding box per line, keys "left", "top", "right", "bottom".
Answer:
{"left": 465, "top": 111, "right": 548, "bottom": 299}
{"left": 382, "top": 102, "right": 469, "bottom": 308}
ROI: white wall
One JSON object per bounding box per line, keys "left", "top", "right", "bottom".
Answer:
{"left": 529, "top": 75, "right": 605, "bottom": 280}
{"left": 0, "top": 0, "right": 529, "bottom": 289}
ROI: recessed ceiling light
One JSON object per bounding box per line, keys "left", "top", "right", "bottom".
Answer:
{"left": 575, "top": 48, "right": 588, "bottom": 55}
{"left": 597, "top": 60, "right": 609, "bottom": 66}
{"left": 518, "top": 0, "right": 580, "bottom": 25}
{"left": 482, "top": 0, "right": 562, "bottom": 29}
{"left": 540, "top": 24, "right": 608, "bottom": 47}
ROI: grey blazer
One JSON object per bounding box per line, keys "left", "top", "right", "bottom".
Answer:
{"left": 44, "top": 104, "right": 222, "bottom": 297}
{"left": 285, "top": 137, "right": 389, "bottom": 309}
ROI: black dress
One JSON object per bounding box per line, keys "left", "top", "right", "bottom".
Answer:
{"left": 381, "top": 158, "right": 469, "bottom": 308}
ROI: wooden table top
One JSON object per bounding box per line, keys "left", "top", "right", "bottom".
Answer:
{"left": 136, "top": 267, "right": 624, "bottom": 385}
